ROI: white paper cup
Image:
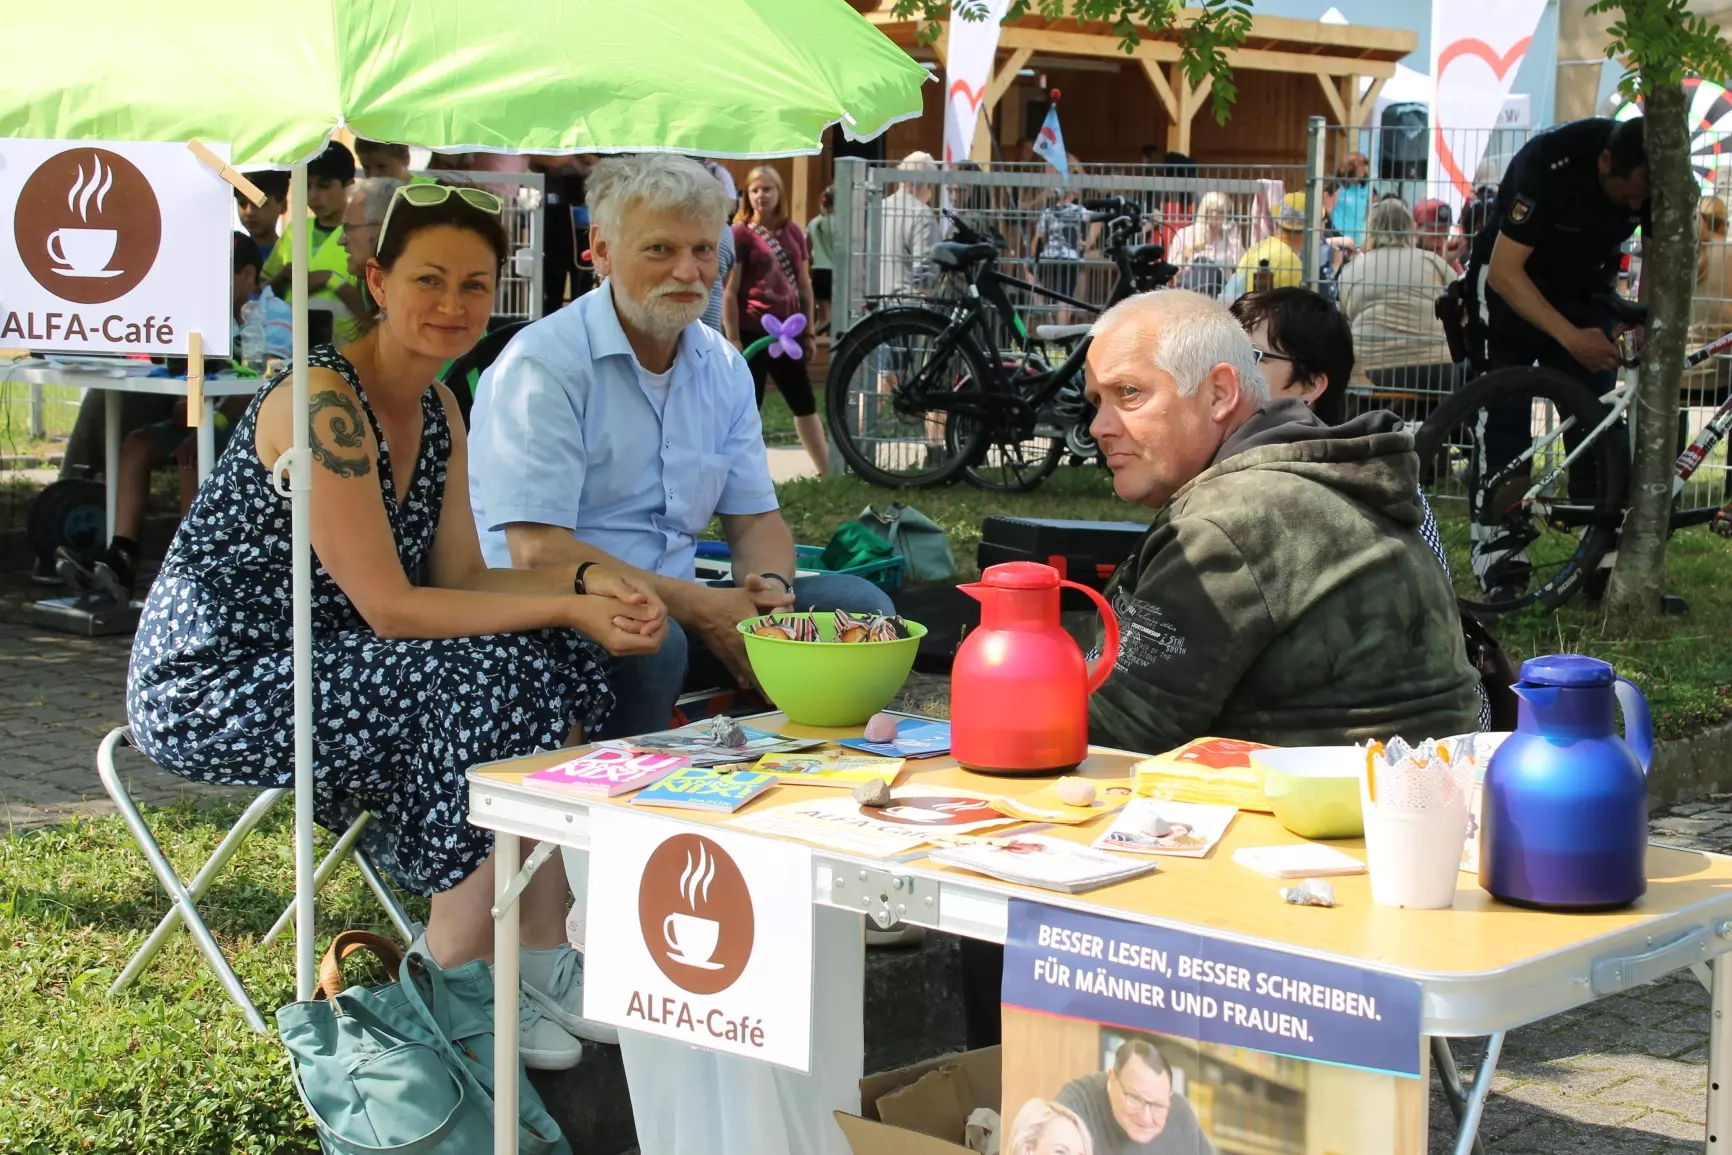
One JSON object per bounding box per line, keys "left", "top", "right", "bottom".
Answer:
{"left": 1359, "top": 770, "right": 1470, "bottom": 909}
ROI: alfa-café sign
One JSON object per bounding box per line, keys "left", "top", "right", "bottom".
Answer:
{"left": 584, "top": 810, "right": 814, "bottom": 1071}
{"left": 1, "top": 138, "right": 234, "bottom": 355}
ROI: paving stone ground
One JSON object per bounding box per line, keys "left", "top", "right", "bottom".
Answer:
{"left": 1, "top": 569, "right": 1726, "bottom": 1152}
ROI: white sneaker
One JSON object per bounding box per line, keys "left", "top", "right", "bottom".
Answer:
{"left": 409, "top": 935, "right": 584, "bottom": 1070}
{"left": 520, "top": 944, "right": 619, "bottom": 1046}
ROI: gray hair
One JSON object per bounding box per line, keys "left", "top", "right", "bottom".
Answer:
{"left": 350, "top": 177, "right": 405, "bottom": 227}
{"left": 586, "top": 154, "right": 732, "bottom": 240}
{"left": 1365, "top": 197, "right": 1417, "bottom": 250}
{"left": 1007, "top": 1099, "right": 1094, "bottom": 1155}
{"left": 1090, "top": 290, "right": 1269, "bottom": 405}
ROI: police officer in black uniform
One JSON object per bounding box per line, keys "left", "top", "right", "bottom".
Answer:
{"left": 1462, "top": 116, "right": 1650, "bottom": 598}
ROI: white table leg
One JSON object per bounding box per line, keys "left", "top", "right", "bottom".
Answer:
{"left": 494, "top": 832, "right": 521, "bottom": 1155}
{"left": 1709, "top": 956, "right": 1732, "bottom": 1150}
{"left": 103, "top": 388, "right": 120, "bottom": 540}
{"left": 197, "top": 398, "right": 216, "bottom": 480}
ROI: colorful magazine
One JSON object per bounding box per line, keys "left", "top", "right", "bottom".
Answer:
{"left": 836, "top": 718, "right": 952, "bottom": 759}
{"left": 598, "top": 721, "right": 824, "bottom": 767}
{"left": 1092, "top": 799, "right": 1238, "bottom": 859}
{"left": 755, "top": 751, "right": 906, "bottom": 789}
{"left": 524, "top": 748, "right": 687, "bottom": 797}
{"left": 630, "top": 766, "right": 778, "bottom": 813}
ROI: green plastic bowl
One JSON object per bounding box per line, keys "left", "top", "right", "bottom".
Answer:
{"left": 738, "top": 613, "right": 925, "bottom": 727}
{"left": 1251, "top": 746, "right": 1364, "bottom": 840}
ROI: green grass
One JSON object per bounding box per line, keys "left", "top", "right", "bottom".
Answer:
{"left": 0, "top": 382, "right": 79, "bottom": 456}
{"left": 1, "top": 799, "right": 420, "bottom": 1154}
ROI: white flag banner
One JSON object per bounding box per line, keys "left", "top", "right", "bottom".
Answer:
{"left": 942, "top": 0, "right": 1012, "bottom": 166}
{"left": 1428, "top": 0, "right": 1548, "bottom": 210}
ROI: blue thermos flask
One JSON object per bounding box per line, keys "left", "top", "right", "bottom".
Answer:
{"left": 1480, "top": 655, "right": 1654, "bottom": 910}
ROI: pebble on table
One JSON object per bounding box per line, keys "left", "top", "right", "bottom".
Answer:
{"left": 852, "top": 778, "right": 892, "bottom": 807}
{"left": 1280, "top": 878, "right": 1337, "bottom": 907}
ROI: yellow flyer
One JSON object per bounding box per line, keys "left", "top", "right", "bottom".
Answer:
{"left": 990, "top": 780, "right": 1136, "bottom": 825}
{"left": 755, "top": 751, "right": 906, "bottom": 790}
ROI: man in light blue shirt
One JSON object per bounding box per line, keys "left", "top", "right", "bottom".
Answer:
{"left": 469, "top": 153, "right": 893, "bottom": 740}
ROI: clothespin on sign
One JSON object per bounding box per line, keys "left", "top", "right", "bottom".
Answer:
{"left": 187, "top": 139, "right": 265, "bottom": 206}
{"left": 186, "top": 332, "right": 204, "bottom": 428}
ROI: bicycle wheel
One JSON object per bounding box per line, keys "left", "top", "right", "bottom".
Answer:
{"left": 1415, "top": 365, "right": 1628, "bottom": 615}
{"left": 826, "top": 308, "right": 990, "bottom": 488}
{"left": 959, "top": 355, "right": 1064, "bottom": 492}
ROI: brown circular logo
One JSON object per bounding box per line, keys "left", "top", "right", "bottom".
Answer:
{"left": 15, "top": 148, "right": 162, "bottom": 304}
{"left": 638, "top": 834, "right": 754, "bottom": 995}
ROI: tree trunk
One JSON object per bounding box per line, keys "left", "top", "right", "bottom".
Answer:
{"left": 1604, "top": 77, "right": 1694, "bottom": 630}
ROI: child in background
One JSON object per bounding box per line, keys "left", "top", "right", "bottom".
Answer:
{"left": 354, "top": 137, "right": 412, "bottom": 181}
{"left": 262, "top": 140, "right": 360, "bottom": 340}
{"left": 236, "top": 170, "right": 288, "bottom": 260}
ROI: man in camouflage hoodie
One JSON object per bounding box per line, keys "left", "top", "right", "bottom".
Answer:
{"left": 1084, "top": 290, "right": 1479, "bottom": 753}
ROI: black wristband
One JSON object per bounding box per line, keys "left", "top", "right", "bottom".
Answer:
{"left": 573, "top": 561, "right": 598, "bottom": 595}
{"left": 760, "top": 571, "right": 792, "bottom": 592}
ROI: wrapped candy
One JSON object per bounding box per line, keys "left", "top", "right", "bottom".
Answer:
{"left": 751, "top": 616, "right": 796, "bottom": 640}
{"left": 832, "top": 608, "right": 872, "bottom": 643}
{"left": 1280, "top": 878, "right": 1337, "bottom": 907}
{"left": 787, "top": 614, "right": 820, "bottom": 643}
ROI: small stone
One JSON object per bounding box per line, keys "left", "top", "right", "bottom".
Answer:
{"left": 1280, "top": 878, "right": 1337, "bottom": 907}
{"left": 1140, "top": 813, "right": 1173, "bottom": 837}
{"left": 852, "top": 778, "right": 892, "bottom": 807}
{"left": 1056, "top": 777, "right": 1097, "bottom": 807}
{"left": 863, "top": 713, "right": 900, "bottom": 744}
{"left": 705, "top": 716, "right": 747, "bottom": 748}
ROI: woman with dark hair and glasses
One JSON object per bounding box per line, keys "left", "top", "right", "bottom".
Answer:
{"left": 127, "top": 182, "right": 670, "bottom": 1070}
{"left": 1231, "top": 285, "right": 1491, "bottom": 731}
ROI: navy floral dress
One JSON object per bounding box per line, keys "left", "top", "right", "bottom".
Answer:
{"left": 127, "top": 346, "right": 612, "bottom": 896}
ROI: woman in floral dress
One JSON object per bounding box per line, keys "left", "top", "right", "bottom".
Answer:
{"left": 127, "top": 185, "right": 667, "bottom": 1067}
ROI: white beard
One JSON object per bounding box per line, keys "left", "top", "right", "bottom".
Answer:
{"left": 612, "top": 279, "right": 707, "bottom": 342}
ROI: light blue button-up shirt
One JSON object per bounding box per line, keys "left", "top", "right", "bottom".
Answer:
{"left": 468, "top": 283, "right": 778, "bottom": 578}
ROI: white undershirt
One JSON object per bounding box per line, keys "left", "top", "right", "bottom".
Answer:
{"left": 637, "top": 362, "right": 674, "bottom": 419}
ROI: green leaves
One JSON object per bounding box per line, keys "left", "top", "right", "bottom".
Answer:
{"left": 1586, "top": 0, "right": 1732, "bottom": 101}
{"left": 891, "top": 0, "right": 1251, "bottom": 124}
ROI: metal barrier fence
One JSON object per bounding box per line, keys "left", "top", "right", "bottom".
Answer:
{"left": 833, "top": 119, "right": 1732, "bottom": 508}
{"left": 425, "top": 169, "right": 545, "bottom": 322}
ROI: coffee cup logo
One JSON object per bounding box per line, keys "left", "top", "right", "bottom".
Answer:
{"left": 16, "top": 148, "right": 161, "bottom": 304}
{"left": 638, "top": 834, "right": 753, "bottom": 995}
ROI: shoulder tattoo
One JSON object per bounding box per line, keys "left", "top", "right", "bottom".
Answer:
{"left": 308, "top": 390, "right": 372, "bottom": 478}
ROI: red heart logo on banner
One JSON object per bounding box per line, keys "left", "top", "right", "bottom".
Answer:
{"left": 944, "top": 79, "right": 988, "bottom": 163}
{"left": 1433, "top": 36, "right": 1532, "bottom": 200}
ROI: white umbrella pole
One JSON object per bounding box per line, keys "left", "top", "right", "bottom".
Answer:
{"left": 289, "top": 163, "right": 315, "bottom": 1003}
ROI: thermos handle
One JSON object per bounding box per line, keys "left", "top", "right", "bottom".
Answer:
{"left": 1613, "top": 676, "right": 1654, "bottom": 775}
{"left": 1061, "top": 580, "right": 1120, "bottom": 695}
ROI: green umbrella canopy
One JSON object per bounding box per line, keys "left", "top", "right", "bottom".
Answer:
{"left": 1, "top": 0, "right": 928, "bottom": 163}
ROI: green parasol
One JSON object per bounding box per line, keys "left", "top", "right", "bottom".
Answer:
{"left": 1, "top": 0, "right": 926, "bottom": 164}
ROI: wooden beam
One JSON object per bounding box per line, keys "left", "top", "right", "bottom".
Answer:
{"left": 996, "top": 25, "right": 1398, "bottom": 78}
{"left": 1140, "top": 58, "right": 1178, "bottom": 123}
{"left": 1315, "top": 73, "right": 1347, "bottom": 123}
{"left": 1172, "top": 69, "right": 1214, "bottom": 155}
{"left": 1354, "top": 75, "right": 1388, "bottom": 125}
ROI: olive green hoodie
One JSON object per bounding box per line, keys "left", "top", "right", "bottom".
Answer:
{"left": 1088, "top": 399, "right": 1479, "bottom": 753}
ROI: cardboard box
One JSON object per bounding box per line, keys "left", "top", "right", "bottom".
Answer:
{"left": 834, "top": 1047, "right": 1002, "bottom": 1155}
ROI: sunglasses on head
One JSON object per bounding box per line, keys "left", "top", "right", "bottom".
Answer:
{"left": 377, "top": 182, "right": 505, "bottom": 252}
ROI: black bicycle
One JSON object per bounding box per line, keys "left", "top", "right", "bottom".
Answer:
{"left": 826, "top": 197, "right": 1176, "bottom": 491}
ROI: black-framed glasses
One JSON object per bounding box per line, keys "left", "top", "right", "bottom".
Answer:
{"left": 1251, "top": 347, "right": 1293, "bottom": 365}
{"left": 377, "top": 183, "right": 505, "bottom": 251}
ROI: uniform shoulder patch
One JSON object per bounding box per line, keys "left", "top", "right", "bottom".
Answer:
{"left": 1509, "top": 194, "right": 1534, "bottom": 223}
